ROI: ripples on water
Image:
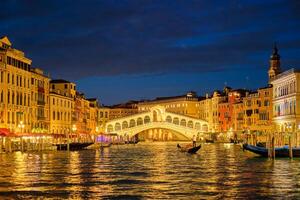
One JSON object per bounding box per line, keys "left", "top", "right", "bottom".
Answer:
{"left": 0, "top": 142, "right": 300, "bottom": 199}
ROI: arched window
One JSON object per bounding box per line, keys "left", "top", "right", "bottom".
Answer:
{"left": 180, "top": 119, "right": 186, "bottom": 126}
{"left": 173, "top": 117, "right": 179, "bottom": 125}
{"left": 107, "top": 125, "right": 113, "bottom": 132}
{"left": 195, "top": 122, "right": 201, "bottom": 130}
{"left": 137, "top": 117, "right": 143, "bottom": 125}
{"left": 144, "top": 116, "right": 150, "bottom": 124}
{"left": 187, "top": 121, "right": 193, "bottom": 128}
{"left": 122, "top": 121, "right": 128, "bottom": 129}
{"left": 202, "top": 124, "right": 208, "bottom": 132}
{"left": 166, "top": 116, "right": 172, "bottom": 123}
{"left": 129, "top": 119, "right": 136, "bottom": 127}
{"left": 115, "top": 123, "right": 121, "bottom": 131}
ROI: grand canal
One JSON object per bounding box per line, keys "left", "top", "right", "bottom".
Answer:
{"left": 0, "top": 142, "right": 300, "bottom": 199}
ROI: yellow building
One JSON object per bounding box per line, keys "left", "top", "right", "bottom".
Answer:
{"left": 31, "top": 68, "right": 50, "bottom": 133}
{"left": 232, "top": 101, "right": 244, "bottom": 132}
{"left": 50, "top": 80, "right": 75, "bottom": 135}
{"left": 73, "top": 92, "right": 91, "bottom": 134}
{"left": 97, "top": 106, "right": 110, "bottom": 132}
{"left": 197, "top": 95, "right": 212, "bottom": 129}
{"left": 109, "top": 101, "right": 138, "bottom": 120}
{"left": 243, "top": 86, "right": 273, "bottom": 133}
{"left": 87, "top": 98, "right": 101, "bottom": 134}
{"left": 0, "top": 36, "right": 43, "bottom": 134}
{"left": 211, "top": 91, "right": 227, "bottom": 132}
{"left": 138, "top": 92, "right": 199, "bottom": 118}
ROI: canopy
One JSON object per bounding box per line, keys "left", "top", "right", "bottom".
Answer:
{"left": 0, "top": 128, "right": 17, "bottom": 137}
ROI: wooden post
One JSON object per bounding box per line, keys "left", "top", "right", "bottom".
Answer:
{"left": 272, "top": 136, "right": 275, "bottom": 159}
{"left": 289, "top": 136, "right": 293, "bottom": 159}
{"left": 21, "top": 137, "right": 24, "bottom": 152}
{"left": 267, "top": 134, "right": 271, "bottom": 158}
{"left": 0, "top": 137, "right": 2, "bottom": 153}
{"left": 67, "top": 133, "right": 70, "bottom": 151}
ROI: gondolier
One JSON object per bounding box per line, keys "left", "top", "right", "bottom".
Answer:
{"left": 192, "top": 135, "right": 196, "bottom": 147}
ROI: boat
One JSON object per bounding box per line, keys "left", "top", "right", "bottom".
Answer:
{"left": 205, "top": 139, "right": 214, "bottom": 143}
{"left": 125, "top": 140, "right": 139, "bottom": 144}
{"left": 243, "top": 143, "right": 300, "bottom": 157}
{"left": 177, "top": 144, "right": 201, "bottom": 154}
{"left": 55, "top": 142, "right": 93, "bottom": 151}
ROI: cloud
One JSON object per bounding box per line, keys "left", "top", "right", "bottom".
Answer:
{"left": 0, "top": 0, "right": 299, "bottom": 81}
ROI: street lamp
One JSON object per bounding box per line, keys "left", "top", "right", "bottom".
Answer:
{"left": 72, "top": 124, "right": 77, "bottom": 132}
{"left": 18, "top": 121, "right": 25, "bottom": 134}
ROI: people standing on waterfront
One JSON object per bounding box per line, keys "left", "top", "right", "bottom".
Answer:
{"left": 192, "top": 135, "right": 196, "bottom": 147}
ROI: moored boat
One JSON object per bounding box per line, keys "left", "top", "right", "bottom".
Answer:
{"left": 55, "top": 142, "right": 93, "bottom": 151}
{"left": 177, "top": 144, "right": 201, "bottom": 154}
{"left": 243, "top": 143, "right": 300, "bottom": 157}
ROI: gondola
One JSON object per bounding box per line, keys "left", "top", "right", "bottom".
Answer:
{"left": 177, "top": 144, "right": 201, "bottom": 154}
{"left": 205, "top": 139, "right": 214, "bottom": 143}
{"left": 125, "top": 140, "right": 139, "bottom": 144}
{"left": 243, "top": 143, "right": 300, "bottom": 157}
{"left": 55, "top": 142, "right": 93, "bottom": 151}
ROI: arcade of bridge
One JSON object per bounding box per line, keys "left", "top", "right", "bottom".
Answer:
{"left": 105, "top": 106, "right": 209, "bottom": 139}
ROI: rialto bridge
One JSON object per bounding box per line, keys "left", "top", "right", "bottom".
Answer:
{"left": 105, "top": 106, "right": 209, "bottom": 141}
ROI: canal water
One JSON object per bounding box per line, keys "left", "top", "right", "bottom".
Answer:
{"left": 0, "top": 142, "right": 300, "bottom": 199}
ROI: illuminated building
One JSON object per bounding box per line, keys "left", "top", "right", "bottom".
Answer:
{"left": 31, "top": 68, "right": 50, "bottom": 133}
{"left": 232, "top": 101, "right": 244, "bottom": 132}
{"left": 49, "top": 80, "right": 75, "bottom": 135}
{"left": 97, "top": 106, "right": 110, "bottom": 132}
{"left": 109, "top": 101, "right": 138, "bottom": 120}
{"left": 268, "top": 44, "right": 282, "bottom": 82}
{"left": 73, "top": 92, "right": 90, "bottom": 134}
{"left": 87, "top": 98, "right": 101, "bottom": 134}
{"left": 138, "top": 92, "right": 199, "bottom": 118}
{"left": 218, "top": 88, "right": 248, "bottom": 132}
{"left": 243, "top": 86, "right": 273, "bottom": 133}
{"left": 0, "top": 36, "right": 51, "bottom": 133}
{"left": 271, "top": 69, "right": 299, "bottom": 132}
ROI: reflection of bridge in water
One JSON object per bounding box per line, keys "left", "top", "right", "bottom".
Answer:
{"left": 105, "top": 106, "right": 209, "bottom": 141}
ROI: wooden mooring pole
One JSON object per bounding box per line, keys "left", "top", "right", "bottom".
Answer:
{"left": 272, "top": 136, "right": 275, "bottom": 159}
{"left": 289, "top": 135, "right": 293, "bottom": 159}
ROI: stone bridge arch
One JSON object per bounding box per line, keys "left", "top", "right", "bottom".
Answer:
{"left": 105, "top": 105, "right": 209, "bottom": 140}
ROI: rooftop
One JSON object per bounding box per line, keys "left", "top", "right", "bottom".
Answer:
{"left": 50, "top": 79, "right": 71, "bottom": 84}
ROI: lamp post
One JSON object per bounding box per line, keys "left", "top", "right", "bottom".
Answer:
{"left": 18, "top": 121, "right": 25, "bottom": 134}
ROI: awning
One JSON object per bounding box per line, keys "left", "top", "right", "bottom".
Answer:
{"left": 0, "top": 128, "right": 17, "bottom": 137}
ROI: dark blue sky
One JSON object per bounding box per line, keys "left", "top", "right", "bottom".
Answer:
{"left": 1, "top": 0, "right": 300, "bottom": 105}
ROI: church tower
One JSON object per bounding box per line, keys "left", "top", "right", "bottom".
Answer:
{"left": 268, "top": 43, "right": 281, "bottom": 82}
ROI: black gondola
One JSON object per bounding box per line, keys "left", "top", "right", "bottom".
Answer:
{"left": 205, "top": 139, "right": 214, "bottom": 143}
{"left": 55, "top": 142, "right": 93, "bottom": 151}
{"left": 243, "top": 143, "right": 300, "bottom": 157}
{"left": 125, "top": 140, "right": 139, "bottom": 144}
{"left": 177, "top": 144, "right": 201, "bottom": 154}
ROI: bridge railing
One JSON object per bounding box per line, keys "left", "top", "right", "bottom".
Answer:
{"left": 116, "top": 121, "right": 203, "bottom": 134}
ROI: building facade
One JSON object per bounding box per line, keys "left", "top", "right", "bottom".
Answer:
{"left": 271, "top": 69, "right": 299, "bottom": 132}
{"left": 138, "top": 92, "right": 200, "bottom": 118}
{"left": 0, "top": 36, "right": 52, "bottom": 134}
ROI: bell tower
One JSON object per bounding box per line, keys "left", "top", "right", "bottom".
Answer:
{"left": 268, "top": 43, "right": 281, "bottom": 82}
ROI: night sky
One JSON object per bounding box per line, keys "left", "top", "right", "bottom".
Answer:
{"left": 1, "top": 0, "right": 300, "bottom": 105}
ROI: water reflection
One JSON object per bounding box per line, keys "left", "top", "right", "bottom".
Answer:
{"left": 0, "top": 143, "right": 300, "bottom": 199}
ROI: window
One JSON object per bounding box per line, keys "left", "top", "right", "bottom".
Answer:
{"left": 64, "top": 84, "right": 68, "bottom": 89}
